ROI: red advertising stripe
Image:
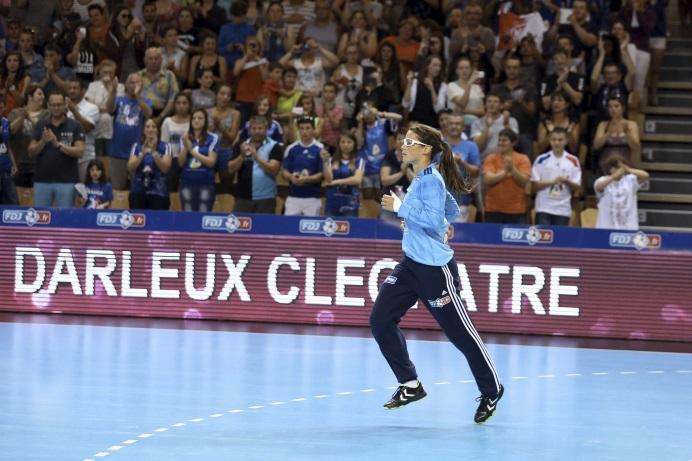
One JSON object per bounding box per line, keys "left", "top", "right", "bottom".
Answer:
{"left": 1, "top": 228, "right": 690, "bottom": 342}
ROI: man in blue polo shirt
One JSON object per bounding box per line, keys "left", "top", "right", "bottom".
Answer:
{"left": 436, "top": 113, "right": 480, "bottom": 222}
{"left": 228, "top": 115, "right": 284, "bottom": 214}
{"left": 281, "top": 116, "right": 324, "bottom": 216}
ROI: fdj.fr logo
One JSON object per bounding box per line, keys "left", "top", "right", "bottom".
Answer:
{"left": 2, "top": 208, "right": 51, "bottom": 226}
{"left": 299, "top": 218, "right": 350, "bottom": 237}
{"left": 96, "top": 211, "right": 146, "bottom": 229}
{"left": 201, "top": 214, "right": 252, "bottom": 233}
{"left": 609, "top": 231, "right": 662, "bottom": 250}
{"left": 501, "top": 226, "right": 554, "bottom": 246}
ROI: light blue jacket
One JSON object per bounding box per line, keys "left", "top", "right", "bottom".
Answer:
{"left": 397, "top": 164, "right": 459, "bottom": 266}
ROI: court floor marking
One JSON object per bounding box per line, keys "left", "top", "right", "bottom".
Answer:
{"left": 81, "top": 369, "right": 691, "bottom": 461}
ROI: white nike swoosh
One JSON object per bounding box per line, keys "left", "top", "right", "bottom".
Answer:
{"left": 487, "top": 404, "right": 496, "bottom": 411}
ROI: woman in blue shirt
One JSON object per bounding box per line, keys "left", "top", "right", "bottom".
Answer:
{"left": 127, "top": 118, "right": 172, "bottom": 210}
{"left": 320, "top": 132, "right": 364, "bottom": 217}
{"left": 373, "top": 123, "right": 504, "bottom": 423}
{"left": 178, "top": 109, "right": 219, "bottom": 212}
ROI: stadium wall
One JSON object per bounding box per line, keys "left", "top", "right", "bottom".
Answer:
{"left": 1, "top": 207, "right": 691, "bottom": 342}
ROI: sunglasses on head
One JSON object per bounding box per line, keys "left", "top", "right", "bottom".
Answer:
{"left": 402, "top": 138, "right": 431, "bottom": 148}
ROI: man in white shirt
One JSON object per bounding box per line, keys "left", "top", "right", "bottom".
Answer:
{"left": 531, "top": 127, "right": 581, "bottom": 226}
{"left": 67, "top": 79, "right": 100, "bottom": 182}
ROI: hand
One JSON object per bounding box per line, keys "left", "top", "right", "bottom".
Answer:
{"left": 611, "top": 167, "right": 626, "bottom": 181}
{"left": 557, "top": 71, "right": 567, "bottom": 86}
{"left": 134, "top": 82, "right": 142, "bottom": 97}
{"left": 319, "top": 149, "right": 331, "bottom": 161}
{"left": 568, "top": 13, "right": 576, "bottom": 25}
{"left": 10, "top": 165, "right": 17, "bottom": 177}
{"left": 423, "top": 77, "right": 434, "bottom": 89}
{"left": 620, "top": 32, "right": 630, "bottom": 50}
{"left": 380, "top": 192, "right": 401, "bottom": 212}
{"left": 246, "top": 143, "right": 258, "bottom": 159}
{"left": 66, "top": 98, "right": 76, "bottom": 112}
{"left": 502, "top": 110, "right": 511, "bottom": 126}
{"left": 183, "top": 135, "right": 193, "bottom": 151}
{"left": 504, "top": 159, "right": 513, "bottom": 173}
{"left": 42, "top": 128, "right": 57, "bottom": 145}
{"left": 108, "top": 76, "right": 119, "bottom": 93}
{"left": 291, "top": 172, "right": 305, "bottom": 185}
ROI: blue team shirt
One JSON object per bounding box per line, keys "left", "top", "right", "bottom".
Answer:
{"left": 180, "top": 132, "right": 219, "bottom": 186}
{"left": 108, "top": 96, "right": 152, "bottom": 159}
{"left": 282, "top": 140, "right": 324, "bottom": 198}
{"left": 83, "top": 182, "right": 113, "bottom": 208}
{"left": 397, "top": 164, "right": 459, "bottom": 266}
{"left": 130, "top": 141, "right": 172, "bottom": 197}
{"left": 359, "top": 119, "right": 395, "bottom": 176}
{"left": 325, "top": 157, "right": 364, "bottom": 216}
{"left": 0, "top": 117, "right": 12, "bottom": 173}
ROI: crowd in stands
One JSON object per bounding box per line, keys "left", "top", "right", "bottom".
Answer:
{"left": 0, "top": 0, "right": 667, "bottom": 230}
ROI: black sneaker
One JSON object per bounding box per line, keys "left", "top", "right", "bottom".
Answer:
{"left": 474, "top": 384, "right": 504, "bottom": 423}
{"left": 383, "top": 382, "right": 427, "bottom": 410}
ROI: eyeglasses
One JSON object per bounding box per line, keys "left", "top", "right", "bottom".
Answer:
{"left": 402, "top": 138, "right": 431, "bottom": 148}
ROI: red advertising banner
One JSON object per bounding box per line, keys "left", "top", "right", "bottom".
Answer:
{"left": 1, "top": 227, "right": 691, "bottom": 342}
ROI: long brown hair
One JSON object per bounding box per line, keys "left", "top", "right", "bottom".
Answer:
{"left": 408, "top": 123, "right": 473, "bottom": 195}
{"left": 333, "top": 132, "right": 358, "bottom": 171}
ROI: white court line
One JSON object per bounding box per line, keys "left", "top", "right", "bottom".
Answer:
{"left": 84, "top": 369, "right": 691, "bottom": 460}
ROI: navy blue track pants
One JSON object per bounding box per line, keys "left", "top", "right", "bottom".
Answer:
{"left": 370, "top": 256, "right": 501, "bottom": 397}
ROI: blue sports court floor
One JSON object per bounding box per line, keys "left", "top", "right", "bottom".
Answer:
{"left": 1, "top": 315, "right": 691, "bottom": 461}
